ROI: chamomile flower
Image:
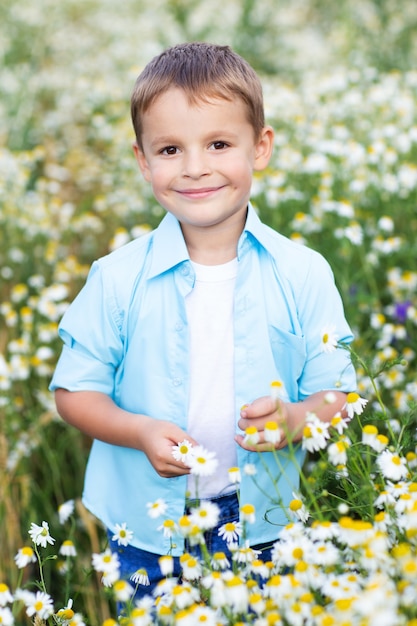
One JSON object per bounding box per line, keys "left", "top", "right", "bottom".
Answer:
{"left": 158, "top": 555, "right": 174, "bottom": 576}
{"left": 14, "top": 546, "right": 36, "bottom": 568}
{"left": 187, "top": 445, "right": 218, "bottom": 477}
{"left": 240, "top": 503, "right": 256, "bottom": 524}
{"left": 157, "top": 519, "right": 177, "bottom": 538}
{"left": 289, "top": 496, "right": 310, "bottom": 523}
{"left": 180, "top": 554, "right": 202, "bottom": 581}
{"left": 146, "top": 498, "right": 168, "bottom": 519}
{"left": 225, "top": 575, "right": 249, "bottom": 613}
{"left": 113, "top": 579, "right": 134, "bottom": 602}
{"left": 330, "top": 413, "right": 349, "bottom": 434}
{"left": 0, "top": 607, "right": 13, "bottom": 625}
{"left": 264, "top": 421, "right": 282, "bottom": 445}
{"left": 344, "top": 392, "right": 368, "bottom": 418}
{"left": 211, "top": 552, "right": 230, "bottom": 570}
{"left": 189, "top": 501, "right": 220, "bottom": 530}
{"left": 243, "top": 426, "right": 260, "bottom": 446}
{"left": 59, "top": 539, "right": 77, "bottom": 557}
{"left": 28, "top": 521, "right": 55, "bottom": 548}
{"left": 320, "top": 325, "right": 338, "bottom": 353}
{"left": 172, "top": 439, "right": 194, "bottom": 464}
{"left": 112, "top": 522, "right": 134, "bottom": 546}
{"left": 327, "top": 438, "right": 350, "bottom": 466}
{"left": 56, "top": 599, "right": 75, "bottom": 623}
{"left": 377, "top": 450, "right": 408, "bottom": 482}
{"left": 301, "top": 413, "right": 330, "bottom": 452}
{"left": 25, "top": 590, "right": 54, "bottom": 620}
{"left": 58, "top": 499, "right": 75, "bottom": 524}
{"left": 218, "top": 520, "right": 243, "bottom": 545}
{"left": 91, "top": 549, "right": 120, "bottom": 576}
{"left": 130, "top": 568, "right": 150, "bottom": 586}
{"left": 270, "top": 379, "right": 286, "bottom": 401}
{"left": 228, "top": 466, "right": 241, "bottom": 484}
{"left": 0, "top": 584, "right": 13, "bottom": 606}
{"left": 243, "top": 463, "right": 257, "bottom": 476}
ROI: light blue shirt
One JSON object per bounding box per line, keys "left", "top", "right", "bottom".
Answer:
{"left": 50, "top": 204, "right": 356, "bottom": 554}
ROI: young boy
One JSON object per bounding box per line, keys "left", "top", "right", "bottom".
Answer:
{"left": 50, "top": 42, "right": 356, "bottom": 595}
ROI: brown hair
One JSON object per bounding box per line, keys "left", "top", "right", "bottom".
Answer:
{"left": 131, "top": 42, "right": 265, "bottom": 149}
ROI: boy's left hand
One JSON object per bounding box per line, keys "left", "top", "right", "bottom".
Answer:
{"left": 235, "top": 395, "right": 289, "bottom": 451}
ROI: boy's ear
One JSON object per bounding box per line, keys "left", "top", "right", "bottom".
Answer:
{"left": 133, "top": 142, "right": 151, "bottom": 182}
{"left": 254, "top": 126, "right": 274, "bottom": 171}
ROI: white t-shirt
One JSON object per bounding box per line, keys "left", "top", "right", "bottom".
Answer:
{"left": 185, "top": 258, "right": 238, "bottom": 499}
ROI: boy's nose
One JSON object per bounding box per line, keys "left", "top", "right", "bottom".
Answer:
{"left": 182, "top": 151, "right": 210, "bottom": 179}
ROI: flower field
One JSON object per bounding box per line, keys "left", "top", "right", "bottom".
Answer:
{"left": 1, "top": 0, "right": 417, "bottom": 623}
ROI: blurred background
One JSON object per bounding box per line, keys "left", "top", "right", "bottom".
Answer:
{"left": 1, "top": 0, "right": 417, "bottom": 620}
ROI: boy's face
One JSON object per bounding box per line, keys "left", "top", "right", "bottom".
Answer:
{"left": 134, "top": 88, "right": 273, "bottom": 235}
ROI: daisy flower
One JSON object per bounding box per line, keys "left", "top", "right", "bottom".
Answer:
{"left": 91, "top": 549, "right": 120, "bottom": 575}
{"left": 327, "top": 438, "right": 350, "bottom": 466}
{"left": 158, "top": 555, "right": 174, "bottom": 576}
{"left": 270, "top": 380, "right": 286, "bottom": 401}
{"left": 146, "top": 498, "right": 168, "bottom": 519}
{"left": 330, "top": 413, "right": 349, "bottom": 434}
{"left": 101, "top": 569, "right": 120, "bottom": 588}
{"left": 112, "top": 522, "right": 134, "bottom": 546}
{"left": 157, "top": 519, "right": 177, "bottom": 538}
{"left": 25, "top": 591, "right": 54, "bottom": 620}
{"left": 289, "top": 496, "right": 310, "bottom": 523}
{"left": 225, "top": 575, "right": 249, "bottom": 613}
{"left": 240, "top": 503, "right": 256, "bottom": 524}
{"left": 218, "top": 520, "right": 243, "bottom": 545}
{"left": 187, "top": 445, "right": 218, "bottom": 477}
{"left": 14, "top": 546, "right": 37, "bottom": 569}
{"left": 264, "top": 420, "right": 282, "bottom": 445}
{"left": 56, "top": 599, "right": 75, "bottom": 622}
{"left": 189, "top": 501, "right": 220, "bottom": 530}
{"left": 28, "top": 521, "right": 55, "bottom": 548}
{"left": 243, "top": 426, "right": 260, "bottom": 447}
{"left": 113, "top": 580, "right": 134, "bottom": 602}
{"left": 211, "top": 551, "right": 230, "bottom": 570}
{"left": 320, "top": 325, "right": 338, "bottom": 353}
{"left": 172, "top": 439, "right": 194, "bottom": 464}
{"left": 344, "top": 392, "right": 368, "bottom": 419}
{"left": 243, "top": 463, "right": 257, "bottom": 476}
{"left": 228, "top": 466, "right": 241, "bottom": 484}
{"left": 0, "top": 583, "right": 13, "bottom": 605}
{"left": 377, "top": 450, "right": 408, "bottom": 482}
{"left": 0, "top": 607, "right": 13, "bottom": 625}
{"left": 59, "top": 539, "right": 77, "bottom": 557}
{"left": 58, "top": 499, "right": 75, "bottom": 524}
{"left": 130, "top": 568, "right": 150, "bottom": 586}
{"left": 180, "top": 554, "right": 202, "bottom": 581}
{"left": 301, "top": 413, "right": 330, "bottom": 453}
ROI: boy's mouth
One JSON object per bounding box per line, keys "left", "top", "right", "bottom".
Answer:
{"left": 177, "top": 186, "right": 225, "bottom": 199}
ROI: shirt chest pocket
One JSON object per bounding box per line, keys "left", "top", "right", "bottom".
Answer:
{"left": 268, "top": 326, "right": 306, "bottom": 400}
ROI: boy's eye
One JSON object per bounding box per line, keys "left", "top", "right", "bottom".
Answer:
{"left": 161, "top": 146, "right": 178, "bottom": 155}
{"left": 211, "top": 141, "right": 228, "bottom": 150}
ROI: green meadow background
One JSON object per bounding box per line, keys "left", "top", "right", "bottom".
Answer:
{"left": 1, "top": 0, "right": 417, "bottom": 621}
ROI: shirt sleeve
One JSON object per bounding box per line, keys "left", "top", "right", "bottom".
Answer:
{"left": 49, "top": 261, "right": 124, "bottom": 396}
{"left": 296, "top": 251, "right": 357, "bottom": 399}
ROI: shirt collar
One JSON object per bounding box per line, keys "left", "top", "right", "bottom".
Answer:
{"left": 148, "top": 212, "right": 190, "bottom": 278}
{"left": 148, "top": 203, "right": 272, "bottom": 278}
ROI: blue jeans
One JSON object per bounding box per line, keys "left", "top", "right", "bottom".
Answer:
{"left": 108, "top": 491, "right": 273, "bottom": 602}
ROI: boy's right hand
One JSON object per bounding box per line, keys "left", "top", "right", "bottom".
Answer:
{"left": 54, "top": 389, "right": 197, "bottom": 479}
{"left": 139, "top": 417, "right": 198, "bottom": 478}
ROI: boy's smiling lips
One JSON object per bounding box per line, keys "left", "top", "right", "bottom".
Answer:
{"left": 176, "top": 185, "right": 226, "bottom": 199}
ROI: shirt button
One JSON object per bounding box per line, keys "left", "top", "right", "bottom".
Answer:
{"left": 175, "top": 321, "right": 183, "bottom": 331}
{"left": 172, "top": 378, "right": 182, "bottom": 386}
{"left": 180, "top": 265, "right": 190, "bottom": 276}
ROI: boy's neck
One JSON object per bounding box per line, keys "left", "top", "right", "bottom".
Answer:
{"left": 180, "top": 215, "right": 245, "bottom": 266}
